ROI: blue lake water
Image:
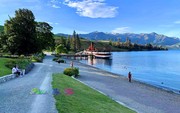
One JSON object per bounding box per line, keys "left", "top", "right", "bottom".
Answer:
{"left": 80, "top": 50, "right": 180, "bottom": 93}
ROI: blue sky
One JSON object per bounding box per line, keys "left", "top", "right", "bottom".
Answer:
{"left": 0, "top": 0, "right": 180, "bottom": 37}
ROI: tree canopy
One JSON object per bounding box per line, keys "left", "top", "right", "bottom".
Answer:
{"left": 0, "top": 8, "right": 55, "bottom": 55}
{"left": 36, "top": 22, "right": 55, "bottom": 51}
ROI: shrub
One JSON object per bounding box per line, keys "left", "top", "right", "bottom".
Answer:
{"left": 53, "top": 57, "right": 59, "bottom": 61}
{"left": 31, "top": 53, "right": 45, "bottom": 62}
{"left": 5, "top": 59, "right": 17, "bottom": 69}
{"left": 57, "top": 59, "right": 66, "bottom": 63}
{"left": 53, "top": 57, "right": 66, "bottom": 63}
{"left": 63, "top": 68, "right": 74, "bottom": 76}
{"left": 19, "top": 55, "right": 25, "bottom": 59}
{"left": 63, "top": 67, "right": 79, "bottom": 77}
{"left": 5, "top": 59, "right": 31, "bottom": 69}
{"left": 31, "top": 55, "right": 42, "bottom": 62}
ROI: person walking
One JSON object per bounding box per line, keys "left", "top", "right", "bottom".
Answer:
{"left": 70, "top": 61, "right": 74, "bottom": 68}
{"left": 128, "top": 71, "right": 132, "bottom": 82}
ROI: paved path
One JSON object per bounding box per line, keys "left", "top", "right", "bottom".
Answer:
{"left": 0, "top": 55, "right": 69, "bottom": 113}
{"left": 1, "top": 56, "right": 180, "bottom": 113}
{"left": 74, "top": 61, "right": 180, "bottom": 113}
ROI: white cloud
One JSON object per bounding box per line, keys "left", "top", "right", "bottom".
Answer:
{"left": 164, "top": 30, "right": 180, "bottom": 38}
{"left": 47, "top": 22, "right": 59, "bottom": 25}
{"left": 111, "top": 27, "right": 130, "bottom": 34}
{"left": 50, "top": 0, "right": 61, "bottom": 8}
{"left": 174, "top": 20, "right": 180, "bottom": 24}
{"left": 52, "top": 4, "right": 61, "bottom": 8}
{"left": 64, "top": 0, "right": 118, "bottom": 18}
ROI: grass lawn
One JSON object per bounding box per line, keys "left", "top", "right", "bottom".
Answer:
{"left": 0, "top": 58, "right": 32, "bottom": 77}
{"left": 52, "top": 74, "right": 136, "bottom": 113}
{"left": 0, "top": 58, "right": 12, "bottom": 77}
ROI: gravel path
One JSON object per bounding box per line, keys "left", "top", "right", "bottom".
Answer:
{"left": 0, "top": 55, "right": 69, "bottom": 113}
{"left": 74, "top": 61, "right": 180, "bottom": 113}
{"left": 1, "top": 55, "right": 180, "bottom": 113}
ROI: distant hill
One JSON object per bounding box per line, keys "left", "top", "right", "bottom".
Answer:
{"left": 54, "top": 35, "right": 125, "bottom": 51}
{"left": 0, "top": 25, "right": 4, "bottom": 33}
{"left": 56, "top": 32, "right": 180, "bottom": 46}
{"left": 167, "top": 43, "right": 180, "bottom": 49}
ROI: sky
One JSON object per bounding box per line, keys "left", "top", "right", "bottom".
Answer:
{"left": 0, "top": 0, "right": 180, "bottom": 38}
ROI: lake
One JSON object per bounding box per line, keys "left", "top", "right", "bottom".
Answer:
{"left": 80, "top": 50, "right": 180, "bottom": 93}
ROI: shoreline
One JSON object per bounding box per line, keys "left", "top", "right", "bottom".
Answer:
{"left": 75, "top": 60, "right": 180, "bottom": 95}
{"left": 70, "top": 59, "right": 180, "bottom": 113}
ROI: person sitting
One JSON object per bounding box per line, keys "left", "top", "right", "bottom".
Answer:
{"left": 12, "top": 65, "right": 21, "bottom": 76}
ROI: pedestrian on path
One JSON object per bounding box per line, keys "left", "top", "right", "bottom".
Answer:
{"left": 128, "top": 71, "right": 132, "bottom": 82}
{"left": 70, "top": 61, "right": 74, "bottom": 68}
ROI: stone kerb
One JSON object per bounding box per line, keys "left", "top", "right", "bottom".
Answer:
{"left": 0, "top": 63, "right": 34, "bottom": 84}
{"left": 25, "top": 63, "right": 34, "bottom": 74}
{"left": 0, "top": 74, "right": 16, "bottom": 84}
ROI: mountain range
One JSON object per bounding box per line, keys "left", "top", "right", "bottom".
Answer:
{"left": 56, "top": 31, "right": 180, "bottom": 46}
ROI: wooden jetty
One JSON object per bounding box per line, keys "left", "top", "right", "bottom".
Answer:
{"left": 56, "top": 54, "right": 89, "bottom": 60}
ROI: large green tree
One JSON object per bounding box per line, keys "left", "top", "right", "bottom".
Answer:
{"left": 55, "top": 44, "right": 67, "bottom": 54}
{"left": 36, "top": 22, "right": 55, "bottom": 51}
{"left": 4, "top": 9, "right": 38, "bottom": 55}
{"left": 1, "top": 8, "right": 55, "bottom": 55}
{"left": 70, "top": 31, "right": 81, "bottom": 52}
{"left": 76, "top": 34, "right": 81, "bottom": 50}
{"left": 0, "top": 32, "right": 8, "bottom": 52}
{"left": 66, "top": 35, "right": 71, "bottom": 51}
{"left": 71, "top": 30, "right": 77, "bottom": 52}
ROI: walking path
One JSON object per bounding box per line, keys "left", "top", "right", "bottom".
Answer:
{"left": 0, "top": 55, "right": 66, "bottom": 113}
{"left": 0, "top": 55, "right": 180, "bottom": 113}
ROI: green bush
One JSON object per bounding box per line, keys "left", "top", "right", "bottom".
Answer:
{"left": 31, "top": 55, "right": 42, "bottom": 62}
{"left": 19, "top": 55, "right": 25, "bottom": 59}
{"left": 57, "top": 59, "right": 66, "bottom": 63}
{"left": 53, "top": 57, "right": 60, "bottom": 61}
{"left": 5, "top": 59, "right": 17, "bottom": 69}
{"left": 5, "top": 59, "right": 31, "bottom": 69}
{"left": 63, "top": 67, "right": 79, "bottom": 77}
{"left": 53, "top": 57, "right": 66, "bottom": 63}
{"left": 31, "top": 53, "right": 45, "bottom": 62}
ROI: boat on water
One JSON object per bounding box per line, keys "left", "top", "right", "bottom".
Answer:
{"left": 94, "top": 52, "right": 112, "bottom": 59}
{"left": 84, "top": 42, "right": 112, "bottom": 59}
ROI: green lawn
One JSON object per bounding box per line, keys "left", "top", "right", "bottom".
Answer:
{"left": 0, "top": 58, "right": 12, "bottom": 77}
{"left": 52, "top": 74, "right": 136, "bottom": 113}
{"left": 0, "top": 58, "right": 32, "bottom": 77}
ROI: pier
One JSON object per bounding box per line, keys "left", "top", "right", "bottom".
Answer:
{"left": 56, "top": 54, "right": 89, "bottom": 60}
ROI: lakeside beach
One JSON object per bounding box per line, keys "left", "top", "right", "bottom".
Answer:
{"left": 73, "top": 60, "right": 180, "bottom": 113}
{"left": 80, "top": 50, "right": 180, "bottom": 93}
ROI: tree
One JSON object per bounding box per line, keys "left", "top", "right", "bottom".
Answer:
{"left": 146, "top": 43, "right": 153, "bottom": 50}
{"left": 116, "top": 38, "right": 121, "bottom": 47}
{"left": 66, "top": 35, "right": 71, "bottom": 51}
{"left": 36, "top": 22, "right": 55, "bottom": 51}
{"left": 76, "top": 34, "right": 81, "bottom": 51}
{"left": 0, "top": 32, "right": 8, "bottom": 52}
{"left": 71, "top": 30, "right": 77, "bottom": 52}
{"left": 109, "top": 39, "right": 112, "bottom": 46}
{"left": 125, "top": 37, "right": 132, "bottom": 47}
{"left": 56, "top": 44, "right": 67, "bottom": 54}
{"left": 4, "top": 8, "right": 38, "bottom": 55}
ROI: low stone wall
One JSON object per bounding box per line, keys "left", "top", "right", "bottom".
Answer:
{"left": 0, "top": 63, "right": 34, "bottom": 84}
{"left": 0, "top": 74, "right": 16, "bottom": 84}
{"left": 25, "top": 63, "right": 34, "bottom": 74}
